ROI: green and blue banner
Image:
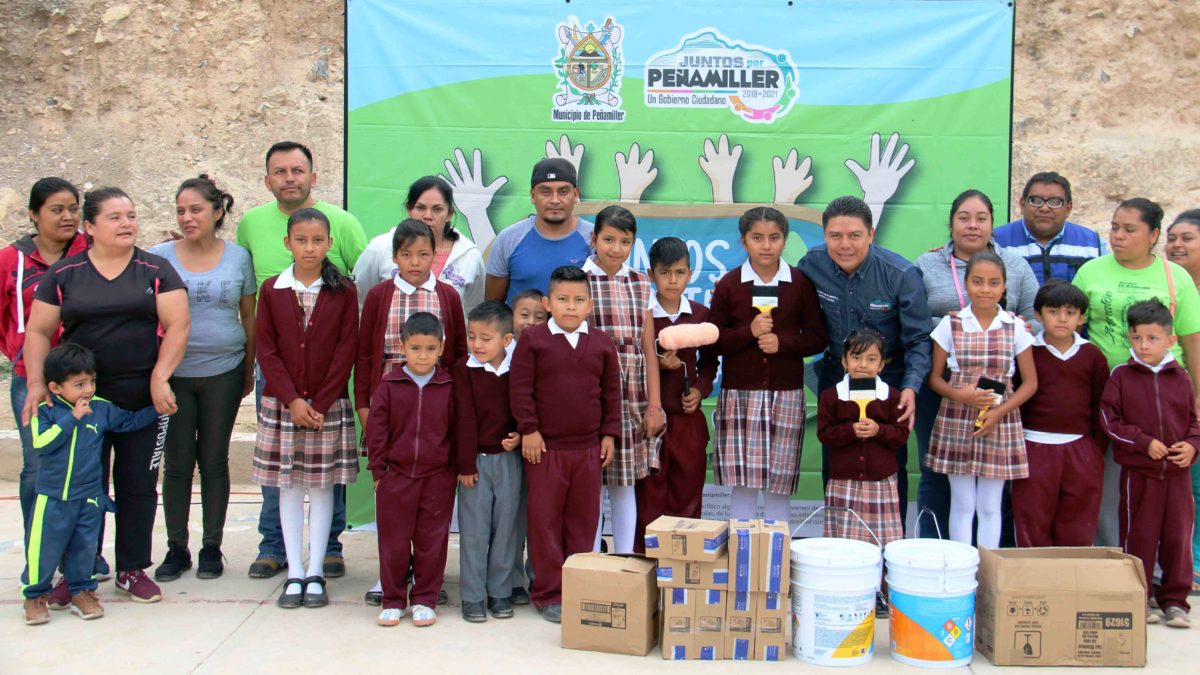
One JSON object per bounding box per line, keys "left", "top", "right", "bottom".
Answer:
{"left": 345, "top": 0, "right": 1014, "bottom": 530}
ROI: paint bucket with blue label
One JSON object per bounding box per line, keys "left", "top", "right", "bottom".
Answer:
{"left": 884, "top": 539, "right": 980, "bottom": 669}
{"left": 790, "top": 537, "right": 881, "bottom": 667}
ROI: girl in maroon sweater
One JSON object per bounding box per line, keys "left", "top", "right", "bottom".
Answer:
{"left": 710, "top": 207, "right": 828, "bottom": 522}
{"left": 253, "top": 208, "right": 359, "bottom": 610}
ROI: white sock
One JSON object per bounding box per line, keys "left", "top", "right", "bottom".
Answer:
{"left": 762, "top": 491, "right": 792, "bottom": 524}
{"left": 947, "top": 475, "right": 977, "bottom": 545}
{"left": 279, "top": 485, "right": 306, "bottom": 594}
{"left": 729, "top": 487, "right": 759, "bottom": 520}
{"left": 370, "top": 579, "right": 382, "bottom": 593}
{"left": 974, "top": 478, "right": 1005, "bottom": 549}
{"left": 306, "top": 487, "right": 334, "bottom": 593}
{"left": 594, "top": 489, "right": 606, "bottom": 552}
{"left": 609, "top": 485, "right": 637, "bottom": 554}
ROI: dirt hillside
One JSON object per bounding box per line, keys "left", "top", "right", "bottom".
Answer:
{"left": 0, "top": 0, "right": 1197, "bottom": 241}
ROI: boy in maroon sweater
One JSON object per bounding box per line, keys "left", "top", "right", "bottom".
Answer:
{"left": 634, "top": 238, "right": 718, "bottom": 546}
{"left": 1101, "top": 299, "right": 1199, "bottom": 628}
{"left": 509, "top": 266, "right": 621, "bottom": 623}
{"left": 365, "top": 312, "right": 457, "bottom": 629}
{"left": 1011, "top": 280, "right": 1109, "bottom": 547}
{"left": 453, "top": 301, "right": 522, "bottom": 623}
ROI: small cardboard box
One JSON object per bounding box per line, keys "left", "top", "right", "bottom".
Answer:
{"left": 644, "top": 516, "right": 729, "bottom": 562}
{"left": 655, "top": 553, "right": 730, "bottom": 589}
{"left": 696, "top": 589, "right": 726, "bottom": 660}
{"left": 725, "top": 590, "right": 757, "bottom": 660}
{"left": 729, "top": 519, "right": 760, "bottom": 593}
{"left": 661, "top": 587, "right": 696, "bottom": 660}
{"left": 562, "top": 553, "right": 658, "bottom": 657}
{"left": 976, "top": 547, "right": 1147, "bottom": 667}
{"left": 755, "top": 592, "right": 789, "bottom": 661}
{"left": 759, "top": 520, "right": 791, "bottom": 594}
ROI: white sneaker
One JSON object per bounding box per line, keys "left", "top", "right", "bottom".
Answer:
{"left": 1164, "top": 606, "right": 1191, "bottom": 629}
{"left": 1146, "top": 606, "right": 1161, "bottom": 624}
{"left": 411, "top": 604, "right": 437, "bottom": 627}
{"left": 377, "top": 608, "right": 404, "bottom": 627}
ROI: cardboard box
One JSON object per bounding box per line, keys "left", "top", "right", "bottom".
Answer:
{"left": 562, "top": 553, "right": 658, "bottom": 656}
{"left": 725, "top": 590, "right": 757, "bottom": 660}
{"left": 759, "top": 519, "right": 791, "bottom": 594}
{"left": 729, "top": 519, "right": 760, "bottom": 593}
{"left": 661, "top": 587, "right": 696, "bottom": 660}
{"left": 695, "top": 589, "right": 726, "bottom": 660}
{"left": 655, "top": 553, "right": 730, "bottom": 589}
{"left": 644, "top": 516, "right": 728, "bottom": 562}
{"left": 976, "top": 547, "right": 1146, "bottom": 667}
{"left": 755, "top": 592, "right": 789, "bottom": 661}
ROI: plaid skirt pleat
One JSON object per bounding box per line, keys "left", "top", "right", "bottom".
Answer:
{"left": 926, "top": 313, "right": 1028, "bottom": 480}
{"left": 713, "top": 388, "right": 805, "bottom": 495}
{"left": 253, "top": 395, "right": 359, "bottom": 489}
{"left": 589, "top": 263, "right": 658, "bottom": 486}
{"left": 823, "top": 475, "right": 903, "bottom": 547}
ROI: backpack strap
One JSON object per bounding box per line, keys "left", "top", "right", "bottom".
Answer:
{"left": 1163, "top": 256, "right": 1177, "bottom": 316}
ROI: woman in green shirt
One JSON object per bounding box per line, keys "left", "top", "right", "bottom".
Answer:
{"left": 1073, "top": 198, "right": 1200, "bottom": 550}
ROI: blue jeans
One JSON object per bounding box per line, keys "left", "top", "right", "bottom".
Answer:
{"left": 254, "top": 364, "right": 345, "bottom": 562}
{"left": 11, "top": 375, "right": 37, "bottom": 531}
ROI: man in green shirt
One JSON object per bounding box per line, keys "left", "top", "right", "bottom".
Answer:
{"left": 236, "top": 141, "right": 366, "bottom": 580}
{"left": 236, "top": 141, "right": 367, "bottom": 287}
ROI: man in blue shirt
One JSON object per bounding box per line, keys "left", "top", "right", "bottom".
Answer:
{"left": 798, "top": 196, "right": 933, "bottom": 533}
{"left": 992, "top": 172, "right": 1107, "bottom": 284}
{"left": 485, "top": 159, "right": 593, "bottom": 305}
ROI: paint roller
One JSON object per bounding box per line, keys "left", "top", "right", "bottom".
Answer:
{"left": 657, "top": 322, "right": 719, "bottom": 393}
{"left": 974, "top": 376, "right": 1006, "bottom": 429}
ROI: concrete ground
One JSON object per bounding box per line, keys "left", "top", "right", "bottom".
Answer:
{"left": 1, "top": 436, "right": 1197, "bottom": 673}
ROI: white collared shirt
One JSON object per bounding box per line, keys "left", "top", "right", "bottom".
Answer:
{"left": 1130, "top": 347, "right": 1175, "bottom": 374}
{"left": 739, "top": 260, "right": 792, "bottom": 286}
{"left": 650, "top": 296, "right": 692, "bottom": 323}
{"left": 548, "top": 317, "right": 589, "bottom": 349}
{"left": 273, "top": 264, "right": 324, "bottom": 292}
{"left": 466, "top": 343, "right": 514, "bottom": 375}
{"left": 581, "top": 257, "right": 632, "bottom": 278}
{"left": 835, "top": 374, "right": 890, "bottom": 402}
{"left": 1032, "top": 331, "right": 1088, "bottom": 361}
{"left": 930, "top": 304, "right": 1034, "bottom": 374}
{"left": 394, "top": 272, "right": 437, "bottom": 295}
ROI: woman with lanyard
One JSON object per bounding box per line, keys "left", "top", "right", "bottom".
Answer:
{"left": 1166, "top": 208, "right": 1200, "bottom": 594}
{"left": 0, "top": 178, "right": 89, "bottom": 543}
{"left": 351, "top": 176, "right": 486, "bottom": 312}
{"left": 914, "top": 189, "right": 1039, "bottom": 540}
{"left": 22, "top": 187, "right": 190, "bottom": 604}
{"left": 1080, "top": 200, "right": 1200, "bottom": 548}
{"left": 148, "top": 176, "right": 257, "bottom": 582}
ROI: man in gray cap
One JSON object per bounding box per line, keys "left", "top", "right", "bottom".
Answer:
{"left": 485, "top": 158, "right": 594, "bottom": 305}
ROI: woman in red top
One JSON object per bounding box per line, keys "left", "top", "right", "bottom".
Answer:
{"left": 0, "top": 178, "right": 88, "bottom": 534}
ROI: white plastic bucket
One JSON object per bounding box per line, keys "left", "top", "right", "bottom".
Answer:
{"left": 884, "top": 539, "right": 980, "bottom": 669}
{"left": 790, "top": 537, "right": 881, "bottom": 667}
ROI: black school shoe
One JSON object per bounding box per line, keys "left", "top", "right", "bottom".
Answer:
{"left": 539, "top": 604, "right": 562, "bottom": 624}
{"left": 196, "top": 545, "right": 224, "bottom": 579}
{"left": 364, "top": 589, "right": 383, "bottom": 606}
{"left": 302, "top": 576, "right": 328, "bottom": 608}
{"left": 462, "top": 600, "right": 487, "bottom": 623}
{"left": 438, "top": 588, "right": 449, "bottom": 606}
{"left": 277, "top": 579, "right": 304, "bottom": 608}
{"left": 510, "top": 587, "right": 531, "bottom": 606}
{"left": 875, "top": 593, "right": 889, "bottom": 618}
{"left": 488, "top": 596, "right": 514, "bottom": 619}
{"left": 154, "top": 545, "right": 192, "bottom": 582}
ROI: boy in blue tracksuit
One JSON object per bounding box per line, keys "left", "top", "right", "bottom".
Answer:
{"left": 21, "top": 343, "right": 160, "bottom": 625}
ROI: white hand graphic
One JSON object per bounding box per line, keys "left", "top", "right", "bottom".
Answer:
{"left": 698, "top": 134, "right": 742, "bottom": 204}
{"left": 439, "top": 148, "right": 507, "bottom": 250}
{"left": 845, "top": 132, "right": 916, "bottom": 230}
{"left": 615, "top": 143, "right": 658, "bottom": 203}
{"left": 772, "top": 149, "right": 814, "bottom": 204}
{"left": 545, "top": 134, "right": 585, "bottom": 178}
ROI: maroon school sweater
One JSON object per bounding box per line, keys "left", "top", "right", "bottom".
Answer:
{"left": 509, "top": 322, "right": 622, "bottom": 451}
{"left": 364, "top": 366, "right": 456, "bottom": 481}
{"left": 817, "top": 385, "right": 910, "bottom": 481}
{"left": 257, "top": 277, "right": 358, "bottom": 414}
{"left": 653, "top": 300, "right": 719, "bottom": 416}
{"left": 1019, "top": 342, "right": 1109, "bottom": 448}
{"left": 452, "top": 356, "right": 518, "bottom": 476}
{"left": 708, "top": 265, "right": 827, "bottom": 390}
{"left": 1101, "top": 356, "right": 1200, "bottom": 477}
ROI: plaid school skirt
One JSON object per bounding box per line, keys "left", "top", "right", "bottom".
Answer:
{"left": 713, "top": 388, "right": 805, "bottom": 495}
{"left": 927, "top": 374, "right": 1029, "bottom": 481}
{"left": 824, "top": 475, "right": 903, "bottom": 547}
{"left": 253, "top": 396, "right": 359, "bottom": 489}
{"left": 602, "top": 346, "right": 661, "bottom": 486}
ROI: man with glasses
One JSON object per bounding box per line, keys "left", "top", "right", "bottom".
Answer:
{"left": 993, "top": 172, "right": 1107, "bottom": 284}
